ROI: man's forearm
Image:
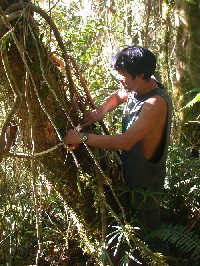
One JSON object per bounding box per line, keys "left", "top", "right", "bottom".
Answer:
{"left": 82, "top": 89, "right": 128, "bottom": 128}
{"left": 100, "top": 89, "right": 128, "bottom": 113}
{"left": 99, "top": 93, "right": 120, "bottom": 114}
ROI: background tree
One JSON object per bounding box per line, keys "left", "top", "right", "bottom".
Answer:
{"left": 161, "top": 0, "right": 200, "bottom": 150}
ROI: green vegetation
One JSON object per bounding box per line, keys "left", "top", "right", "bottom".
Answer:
{"left": 0, "top": 0, "right": 199, "bottom": 265}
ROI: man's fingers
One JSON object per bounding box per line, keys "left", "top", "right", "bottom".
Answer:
{"left": 81, "top": 121, "right": 91, "bottom": 129}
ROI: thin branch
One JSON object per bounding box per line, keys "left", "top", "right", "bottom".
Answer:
{"left": 0, "top": 37, "right": 21, "bottom": 160}
{"left": 0, "top": 10, "right": 22, "bottom": 26}
{"left": 71, "top": 59, "right": 110, "bottom": 134}
{"left": 6, "top": 152, "right": 31, "bottom": 159}
{"left": 71, "top": 58, "right": 122, "bottom": 167}
{"left": 95, "top": 156, "right": 107, "bottom": 246}
{"left": 5, "top": 2, "right": 77, "bottom": 97}
{"left": 27, "top": 18, "right": 124, "bottom": 204}
{"left": 0, "top": 98, "right": 19, "bottom": 162}
{"left": 144, "top": 0, "right": 151, "bottom": 47}
{"left": 1, "top": 2, "right": 127, "bottom": 239}
{"left": 1, "top": 45, "right": 22, "bottom": 98}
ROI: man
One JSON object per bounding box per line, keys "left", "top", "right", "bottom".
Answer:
{"left": 64, "top": 45, "right": 172, "bottom": 252}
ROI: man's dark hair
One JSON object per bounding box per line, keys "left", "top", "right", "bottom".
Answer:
{"left": 111, "top": 45, "right": 156, "bottom": 80}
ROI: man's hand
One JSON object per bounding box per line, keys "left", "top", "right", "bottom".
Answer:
{"left": 63, "top": 129, "right": 83, "bottom": 145}
{"left": 82, "top": 107, "right": 104, "bottom": 128}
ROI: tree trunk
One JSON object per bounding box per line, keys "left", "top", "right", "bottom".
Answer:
{"left": 162, "top": 0, "right": 200, "bottom": 153}
{"left": 176, "top": 0, "right": 200, "bottom": 152}
{"left": 0, "top": 0, "right": 124, "bottom": 252}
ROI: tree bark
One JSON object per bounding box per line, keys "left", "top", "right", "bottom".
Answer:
{"left": 0, "top": 1, "right": 124, "bottom": 252}
{"left": 176, "top": 0, "right": 200, "bottom": 151}
{"left": 163, "top": 0, "right": 200, "bottom": 152}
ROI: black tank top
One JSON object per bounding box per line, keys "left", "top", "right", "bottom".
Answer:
{"left": 121, "top": 82, "right": 172, "bottom": 210}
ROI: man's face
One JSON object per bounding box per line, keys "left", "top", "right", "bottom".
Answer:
{"left": 115, "top": 70, "right": 136, "bottom": 92}
{"left": 114, "top": 70, "right": 145, "bottom": 95}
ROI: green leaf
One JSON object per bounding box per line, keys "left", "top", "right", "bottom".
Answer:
{"left": 147, "top": 223, "right": 200, "bottom": 259}
{"left": 183, "top": 92, "right": 200, "bottom": 108}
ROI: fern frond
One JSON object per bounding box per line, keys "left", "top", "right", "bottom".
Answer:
{"left": 147, "top": 223, "right": 200, "bottom": 259}
{"left": 183, "top": 92, "right": 200, "bottom": 108}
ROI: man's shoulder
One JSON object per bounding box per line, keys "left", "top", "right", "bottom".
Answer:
{"left": 145, "top": 94, "right": 168, "bottom": 109}
{"left": 145, "top": 88, "right": 171, "bottom": 109}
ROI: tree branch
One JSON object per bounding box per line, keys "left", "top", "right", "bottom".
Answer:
{"left": 0, "top": 34, "right": 21, "bottom": 161}
{"left": 5, "top": 2, "right": 77, "bottom": 97}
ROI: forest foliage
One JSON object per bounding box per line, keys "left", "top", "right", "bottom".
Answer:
{"left": 0, "top": 0, "right": 199, "bottom": 265}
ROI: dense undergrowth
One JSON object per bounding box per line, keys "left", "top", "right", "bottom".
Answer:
{"left": 0, "top": 145, "right": 199, "bottom": 265}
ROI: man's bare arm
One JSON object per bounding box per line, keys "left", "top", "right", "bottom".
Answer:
{"left": 82, "top": 88, "right": 128, "bottom": 128}
{"left": 64, "top": 95, "right": 167, "bottom": 151}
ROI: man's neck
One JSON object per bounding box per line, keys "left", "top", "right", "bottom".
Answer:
{"left": 135, "top": 78, "right": 159, "bottom": 96}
